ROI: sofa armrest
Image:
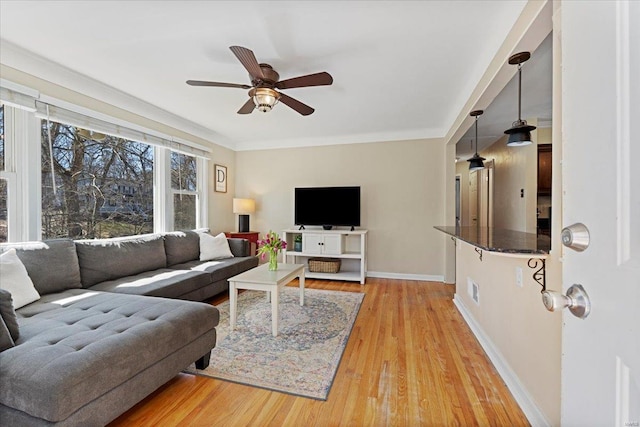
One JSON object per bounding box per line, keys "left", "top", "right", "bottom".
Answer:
{"left": 227, "top": 238, "right": 251, "bottom": 257}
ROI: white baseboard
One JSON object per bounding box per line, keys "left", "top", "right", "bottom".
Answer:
{"left": 366, "top": 271, "right": 444, "bottom": 282}
{"left": 453, "top": 295, "right": 551, "bottom": 427}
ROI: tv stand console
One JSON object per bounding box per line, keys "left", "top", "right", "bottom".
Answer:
{"left": 282, "top": 229, "right": 368, "bottom": 284}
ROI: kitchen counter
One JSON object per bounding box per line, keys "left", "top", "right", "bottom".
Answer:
{"left": 434, "top": 226, "right": 550, "bottom": 255}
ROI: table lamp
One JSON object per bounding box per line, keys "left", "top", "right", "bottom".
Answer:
{"left": 233, "top": 198, "right": 255, "bottom": 232}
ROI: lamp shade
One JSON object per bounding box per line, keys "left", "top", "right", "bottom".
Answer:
{"left": 505, "top": 121, "right": 536, "bottom": 146}
{"left": 233, "top": 198, "right": 255, "bottom": 214}
{"left": 468, "top": 154, "right": 486, "bottom": 171}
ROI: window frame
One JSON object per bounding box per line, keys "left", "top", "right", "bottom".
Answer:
{"left": 171, "top": 152, "right": 198, "bottom": 231}
{"left": 0, "top": 96, "right": 210, "bottom": 242}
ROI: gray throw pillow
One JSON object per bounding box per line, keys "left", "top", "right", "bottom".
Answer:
{"left": 0, "top": 316, "right": 15, "bottom": 352}
{"left": 0, "top": 289, "right": 20, "bottom": 341}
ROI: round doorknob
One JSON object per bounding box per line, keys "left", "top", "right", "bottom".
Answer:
{"left": 541, "top": 284, "right": 591, "bottom": 319}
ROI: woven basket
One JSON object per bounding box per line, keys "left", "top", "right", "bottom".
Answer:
{"left": 308, "top": 257, "right": 341, "bottom": 274}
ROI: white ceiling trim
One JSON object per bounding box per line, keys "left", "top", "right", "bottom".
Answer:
{"left": 234, "top": 127, "right": 445, "bottom": 152}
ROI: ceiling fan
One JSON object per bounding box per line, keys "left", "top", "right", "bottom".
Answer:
{"left": 187, "top": 46, "right": 333, "bottom": 116}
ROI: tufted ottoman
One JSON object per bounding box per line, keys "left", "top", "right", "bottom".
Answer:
{"left": 0, "top": 289, "right": 218, "bottom": 426}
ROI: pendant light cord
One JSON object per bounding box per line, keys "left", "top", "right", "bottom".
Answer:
{"left": 474, "top": 115, "right": 479, "bottom": 154}
{"left": 517, "top": 63, "right": 522, "bottom": 122}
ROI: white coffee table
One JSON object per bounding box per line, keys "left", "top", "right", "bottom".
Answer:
{"left": 227, "top": 263, "right": 305, "bottom": 337}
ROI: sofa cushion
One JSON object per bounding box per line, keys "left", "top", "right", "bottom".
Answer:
{"left": 75, "top": 234, "right": 167, "bottom": 287}
{"left": 169, "top": 256, "right": 259, "bottom": 283}
{"left": 228, "top": 238, "right": 251, "bottom": 257}
{"left": 199, "top": 232, "right": 233, "bottom": 261}
{"left": 0, "top": 249, "right": 40, "bottom": 309}
{"left": 164, "top": 231, "right": 200, "bottom": 266}
{"left": 0, "top": 317, "right": 15, "bottom": 352}
{"left": 0, "top": 289, "right": 19, "bottom": 341}
{"left": 88, "top": 268, "right": 212, "bottom": 299}
{"left": 1, "top": 239, "right": 83, "bottom": 294}
{"left": 1, "top": 289, "right": 219, "bottom": 422}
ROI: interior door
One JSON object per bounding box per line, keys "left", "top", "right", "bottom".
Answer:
{"left": 478, "top": 160, "right": 493, "bottom": 228}
{"left": 469, "top": 170, "right": 478, "bottom": 226}
{"left": 561, "top": 1, "right": 639, "bottom": 425}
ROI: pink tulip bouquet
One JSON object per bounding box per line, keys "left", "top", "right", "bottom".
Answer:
{"left": 257, "top": 230, "right": 287, "bottom": 270}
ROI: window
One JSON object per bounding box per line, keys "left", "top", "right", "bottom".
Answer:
{"left": 0, "top": 105, "right": 6, "bottom": 242}
{"left": 171, "top": 152, "right": 198, "bottom": 231}
{"left": 0, "top": 179, "right": 6, "bottom": 243}
{"left": 0, "top": 105, "right": 4, "bottom": 171}
{"left": 41, "top": 121, "right": 154, "bottom": 238}
{"left": 0, "top": 88, "right": 209, "bottom": 242}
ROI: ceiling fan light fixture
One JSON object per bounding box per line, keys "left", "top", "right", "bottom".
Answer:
{"left": 253, "top": 87, "right": 280, "bottom": 113}
{"left": 504, "top": 51, "right": 536, "bottom": 147}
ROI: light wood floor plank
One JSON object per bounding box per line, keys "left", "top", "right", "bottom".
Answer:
{"left": 109, "top": 278, "right": 529, "bottom": 426}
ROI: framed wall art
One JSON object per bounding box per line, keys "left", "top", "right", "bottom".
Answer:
{"left": 214, "top": 164, "right": 227, "bottom": 193}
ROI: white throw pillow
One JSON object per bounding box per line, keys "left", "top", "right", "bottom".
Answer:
{"left": 0, "top": 249, "right": 40, "bottom": 309}
{"left": 199, "top": 232, "right": 234, "bottom": 261}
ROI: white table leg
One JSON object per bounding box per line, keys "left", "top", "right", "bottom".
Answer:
{"left": 229, "top": 282, "right": 237, "bottom": 331}
{"left": 272, "top": 287, "right": 279, "bottom": 337}
{"left": 299, "top": 270, "right": 305, "bottom": 306}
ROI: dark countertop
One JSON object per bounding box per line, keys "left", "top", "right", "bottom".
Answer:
{"left": 434, "top": 226, "right": 551, "bottom": 255}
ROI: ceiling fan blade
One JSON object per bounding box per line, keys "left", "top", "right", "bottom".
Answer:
{"left": 229, "top": 46, "right": 265, "bottom": 80}
{"left": 275, "top": 72, "right": 333, "bottom": 90}
{"left": 278, "top": 92, "right": 314, "bottom": 116}
{"left": 237, "top": 98, "right": 255, "bottom": 114}
{"left": 186, "top": 80, "right": 251, "bottom": 89}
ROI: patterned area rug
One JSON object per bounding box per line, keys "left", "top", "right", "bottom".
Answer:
{"left": 185, "top": 287, "right": 364, "bottom": 400}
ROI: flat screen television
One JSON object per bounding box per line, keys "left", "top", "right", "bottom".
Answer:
{"left": 294, "top": 186, "right": 360, "bottom": 229}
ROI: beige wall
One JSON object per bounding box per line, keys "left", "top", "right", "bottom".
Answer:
{"left": 481, "top": 124, "right": 538, "bottom": 233}
{"left": 443, "top": 143, "right": 457, "bottom": 283}
{"left": 455, "top": 241, "right": 561, "bottom": 425}
{"left": 456, "top": 125, "right": 549, "bottom": 233}
{"left": 207, "top": 151, "right": 237, "bottom": 235}
{"left": 234, "top": 138, "right": 445, "bottom": 279}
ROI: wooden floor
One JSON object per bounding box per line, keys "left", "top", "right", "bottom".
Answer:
{"left": 109, "top": 278, "right": 529, "bottom": 426}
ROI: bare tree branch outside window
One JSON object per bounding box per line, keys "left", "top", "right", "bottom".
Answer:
{"left": 171, "top": 152, "right": 197, "bottom": 231}
{"left": 41, "top": 121, "right": 154, "bottom": 239}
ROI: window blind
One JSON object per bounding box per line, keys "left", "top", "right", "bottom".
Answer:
{"left": 34, "top": 101, "right": 210, "bottom": 158}
{"left": 0, "top": 87, "right": 37, "bottom": 112}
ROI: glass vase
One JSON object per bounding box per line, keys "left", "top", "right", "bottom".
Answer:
{"left": 268, "top": 250, "right": 278, "bottom": 271}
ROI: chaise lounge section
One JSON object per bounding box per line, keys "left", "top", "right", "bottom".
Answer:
{"left": 0, "top": 230, "right": 259, "bottom": 426}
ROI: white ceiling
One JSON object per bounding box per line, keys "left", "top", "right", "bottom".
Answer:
{"left": 0, "top": 1, "right": 531, "bottom": 151}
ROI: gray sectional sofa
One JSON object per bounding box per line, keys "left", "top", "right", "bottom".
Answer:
{"left": 0, "top": 230, "right": 259, "bottom": 426}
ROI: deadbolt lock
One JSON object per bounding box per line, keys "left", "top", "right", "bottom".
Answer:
{"left": 561, "top": 223, "right": 590, "bottom": 252}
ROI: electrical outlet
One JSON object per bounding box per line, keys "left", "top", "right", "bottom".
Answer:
{"left": 516, "top": 267, "right": 523, "bottom": 287}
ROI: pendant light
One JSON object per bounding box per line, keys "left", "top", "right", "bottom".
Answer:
{"left": 504, "top": 51, "right": 536, "bottom": 146}
{"left": 467, "top": 109, "right": 485, "bottom": 171}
